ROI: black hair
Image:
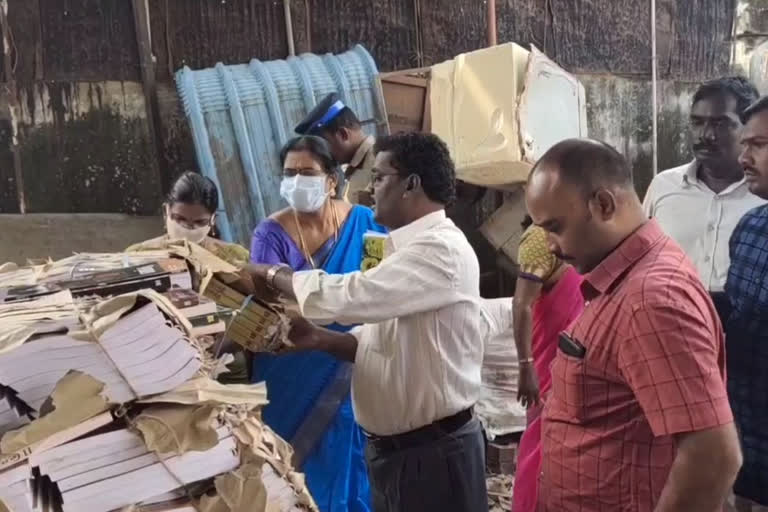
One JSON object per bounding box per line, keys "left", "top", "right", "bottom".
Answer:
{"left": 280, "top": 135, "right": 339, "bottom": 176}
{"left": 741, "top": 96, "right": 768, "bottom": 124}
{"left": 374, "top": 132, "right": 457, "bottom": 206}
{"left": 521, "top": 214, "right": 534, "bottom": 229}
{"left": 279, "top": 135, "right": 344, "bottom": 196}
{"left": 314, "top": 107, "right": 361, "bottom": 135}
{"left": 531, "top": 138, "right": 633, "bottom": 196}
{"left": 167, "top": 171, "right": 218, "bottom": 214}
{"left": 693, "top": 76, "right": 759, "bottom": 118}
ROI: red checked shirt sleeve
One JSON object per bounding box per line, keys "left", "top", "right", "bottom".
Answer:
{"left": 618, "top": 301, "right": 733, "bottom": 436}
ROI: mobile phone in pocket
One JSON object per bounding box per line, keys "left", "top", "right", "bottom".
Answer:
{"left": 559, "top": 332, "right": 586, "bottom": 359}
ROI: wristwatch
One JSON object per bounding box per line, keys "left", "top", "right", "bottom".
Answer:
{"left": 266, "top": 263, "right": 290, "bottom": 290}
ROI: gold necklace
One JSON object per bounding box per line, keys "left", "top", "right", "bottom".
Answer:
{"left": 294, "top": 202, "right": 340, "bottom": 269}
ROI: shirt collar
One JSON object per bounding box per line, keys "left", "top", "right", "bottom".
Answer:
{"left": 680, "top": 160, "right": 699, "bottom": 186}
{"left": 388, "top": 210, "right": 447, "bottom": 251}
{"left": 582, "top": 219, "right": 665, "bottom": 299}
{"left": 349, "top": 136, "right": 375, "bottom": 169}
{"left": 682, "top": 160, "right": 750, "bottom": 195}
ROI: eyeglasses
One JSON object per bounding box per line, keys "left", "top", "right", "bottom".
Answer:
{"left": 283, "top": 168, "right": 326, "bottom": 177}
{"left": 371, "top": 172, "right": 400, "bottom": 184}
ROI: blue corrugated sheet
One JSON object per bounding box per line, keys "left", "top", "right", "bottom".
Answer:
{"left": 175, "top": 45, "right": 385, "bottom": 245}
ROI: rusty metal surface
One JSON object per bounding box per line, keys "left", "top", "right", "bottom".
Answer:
{"left": 4, "top": 0, "right": 42, "bottom": 84}
{"left": 149, "top": 0, "right": 289, "bottom": 81}
{"left": 494, "top": 0, "right": 734, "bottom": 79}
{"left": 307, "top": 0, "right": 418, "bottom": 71}
{"left": 0, "top": 119, "right": 19, "bottom": 213}
{"left": 419, "top": 0, "right": 486, "bottom": 66}
{"left": 39, "top": 0, "right": 140, "bottom": 81}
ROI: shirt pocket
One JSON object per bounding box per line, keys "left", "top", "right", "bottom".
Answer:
{"left": 548, "top": 350, "right": 588, "bottom": 423}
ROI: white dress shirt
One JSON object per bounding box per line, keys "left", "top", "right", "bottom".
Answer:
{"left": 292, "top": 210, "right": 491, "bottom": 436}
{"left": 643, "top": 161, "right": 766, "bottom": 292}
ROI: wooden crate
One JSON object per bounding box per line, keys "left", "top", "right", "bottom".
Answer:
{"left": 379, "top": 67, "right": 431, "bottom": 134}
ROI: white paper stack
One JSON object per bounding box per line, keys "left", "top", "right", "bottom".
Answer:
{"left": 0, "top": 387, "right": 31, "bottom": 434}
{"left": 30, "top": 425, "right": 238, "bottom": 512}
{"left": 98, "top": 302, "right": 202, "bottom": 397}
{"left": 0, "top": 462, "right": 32, "bottom": 512}
{"left": 0, "top": 303, "right": 201, "bottom": 415}
{"left": 261, "top": 463, "right": 307, "bottom": 511}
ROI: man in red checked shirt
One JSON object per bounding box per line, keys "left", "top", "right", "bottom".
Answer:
{"left": 526, "top": 138, "right": 742, "bottom": 512}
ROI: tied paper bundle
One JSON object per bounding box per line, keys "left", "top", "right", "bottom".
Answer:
{"left": 201, "top": 274, "right": 291, "bottom": 354}
{"left": 0, "top": 300, "right": 316, "bottom": 512}
{"left": 0, "top": 377, "right": 318, "bottom": 512}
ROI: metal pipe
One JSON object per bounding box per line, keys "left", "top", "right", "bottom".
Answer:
{"left": 487, "top": 0, "right": 497, "bottom": 47}
{"left": 284, "top": 0, "right": 296, "bottom": 56}
{"left": 651, "top": 0, "right": 658, "bottom": 175}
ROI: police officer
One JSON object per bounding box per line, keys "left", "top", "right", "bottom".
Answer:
{"left": 295, "top": 93, "right": 375, "bottom": 205}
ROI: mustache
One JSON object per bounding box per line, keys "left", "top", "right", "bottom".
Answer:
{"left": 693, "top": 142, "right": 718, "bottom": 152}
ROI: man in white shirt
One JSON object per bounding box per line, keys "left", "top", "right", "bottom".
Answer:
{"left": 643, "top": 76, "right": 763, "bottom": 321}
{"left": 244, "top": 132, "right": 490, "bottom": 511}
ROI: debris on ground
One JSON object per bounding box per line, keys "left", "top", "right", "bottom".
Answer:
{"left": 487, "top": 472, "right": 514, "bottom": 512}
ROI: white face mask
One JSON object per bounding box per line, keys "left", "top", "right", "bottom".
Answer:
{"left": 280, "top": 175, "right": 329, "bottom": 213}
{"left": 166, "top": 217, "right": 211, "bottom": 244}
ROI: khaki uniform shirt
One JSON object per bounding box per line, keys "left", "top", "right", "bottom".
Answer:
{"left": 343, "top": 136, "right": 376, "bottom": 204}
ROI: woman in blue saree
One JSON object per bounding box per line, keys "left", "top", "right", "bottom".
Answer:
{"left": 250, "top": 135, "right": 384, "bottom": 512}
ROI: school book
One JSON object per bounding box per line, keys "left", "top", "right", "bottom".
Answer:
{"left": 162, "top": 288, "right": 217, "bottom": 318}
{"left": 361, "top": 231, "right": 387, "bottom": 271}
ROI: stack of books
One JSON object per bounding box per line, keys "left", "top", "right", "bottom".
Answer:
{"left": 0, "top": 258, "right": 191, "bottom": 305}
{"left": 0, "top": 461, "right": 31, "bottom": 512}
{"left": 203, "top": 276, "right": 287, "bottom": 352}
{"left": 162, "top": 288, "right": 230, "bottom": 338}
{"left": 0, "top": 386, "right": 31, "bottom": 435}
{"left": 0, "top": 249, "right": 316, "bottom": 512}
{"left": 32, "top": 425, "right": 239, "bottom": 512}
{"left": 0, "top": 302, "right": 201, "bottom": 413}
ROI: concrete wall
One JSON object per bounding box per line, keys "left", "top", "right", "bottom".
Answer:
{"left": 579, "top": 76, "right": 697, "bottom": 197}
{"left": 0, "top": 214, "right": 162, "bottom": 264}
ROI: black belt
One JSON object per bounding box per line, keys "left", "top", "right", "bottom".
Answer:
{"left": 364, "top": 408, "right": 473, "bottom": 454}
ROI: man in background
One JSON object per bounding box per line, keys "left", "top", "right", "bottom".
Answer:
{"left": 295, "top": 93, "right": 375, "bottom": 205}
{"left": 527, "top": 138, "right": 741, "bottom": 511}
{"left": 643, "top": 76, "right": 763, "bottom": 321}
{"left": 724, "top": 96, "right": 768, "bottom": 511}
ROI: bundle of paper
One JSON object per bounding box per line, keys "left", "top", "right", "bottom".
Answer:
{"left": 0, "top": 386, "right": 31, "bottom": 435}
{"left": 0, "top": 251, "right": 178, "bottom": 288}
{"left": 0, "top": 462, "right": 32, "bottom": 512}
{"left": 0, "top": 302, "right": 200, "bottom": 417}
{"left": 0, "top": 290, "right": 80, "bottom": 355}
{"left": 0, "top": 390, "right": 317, "bottom": 512}
{"left": 28, "top": 424, "right": 237, "bottom": 512}
{"left": 54, "top": 258, "right": 192, "bottom": 298}
{"left": 203, "top": 276, "right": 288, "bottom": 353}
{"left": 163, "top": 288, "right": 231, "bottom": 338}
{"left": 0, "top": 246, "right": 317, "bottom": 511}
